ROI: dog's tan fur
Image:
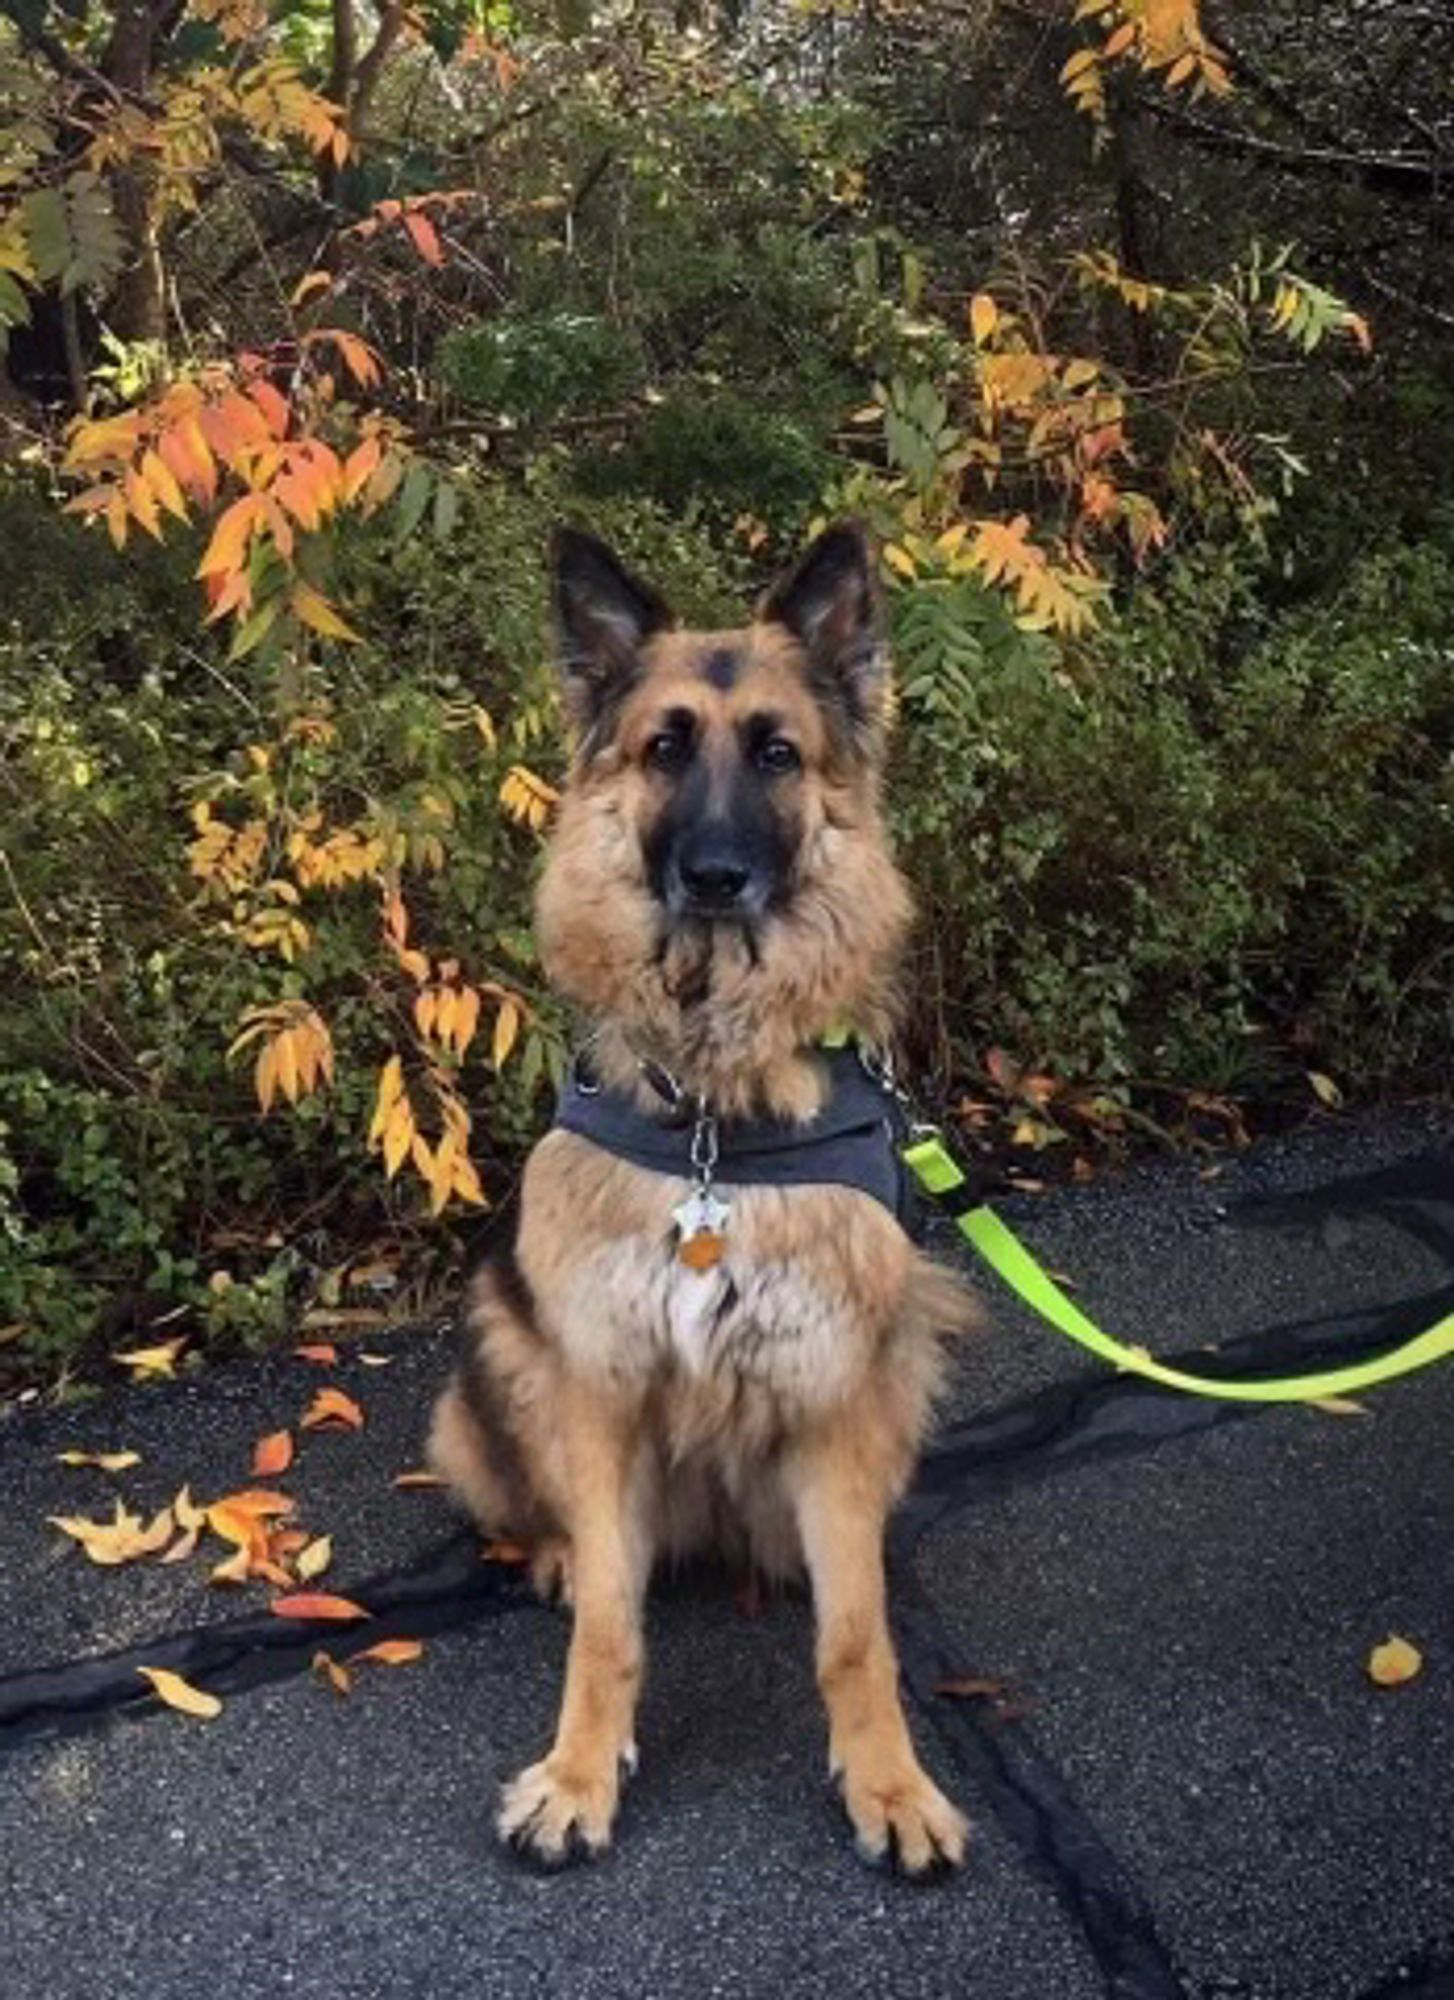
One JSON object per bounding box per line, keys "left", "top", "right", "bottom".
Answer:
{"left": 429, "top": 528, "right": 977, "bottom": 1872}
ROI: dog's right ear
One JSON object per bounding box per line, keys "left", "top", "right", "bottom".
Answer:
{"left": 550, "top": 527, "right": 673, "bottom": 736}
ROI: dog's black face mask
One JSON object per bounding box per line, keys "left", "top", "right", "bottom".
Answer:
{"left": 638, "top": 705, "right": 801, "bottom": 926}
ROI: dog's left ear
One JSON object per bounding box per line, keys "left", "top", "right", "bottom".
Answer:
{"left": 760, "top": 522, "right": 887, "bottom": 756}
{"left": 551, "top": 527, "right": 674, "bottom": 737}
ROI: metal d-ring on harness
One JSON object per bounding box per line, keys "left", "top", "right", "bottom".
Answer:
{"left": 871, "top": 1051, "right": 1454, "bottom": 1406}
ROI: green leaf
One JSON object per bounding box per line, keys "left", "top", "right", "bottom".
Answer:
{"left": 395, "top": 461, "right": 433, "bottom": 542}
{"left": 431, "top": 478, "right": 459, "bottom": 542}
{"left": 65, "top": 174, "right": 126, "bottom": 297}
{"left": 20, "top": 187, "right": 69, "bottom": 286}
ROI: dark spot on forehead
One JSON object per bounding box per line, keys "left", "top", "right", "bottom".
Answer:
{"left": 699, "top": 648, "right": 739, "bottom": 693}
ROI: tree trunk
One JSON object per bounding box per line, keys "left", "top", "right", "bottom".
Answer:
{"left": 102, "top": 0, "right": 166, "bottom": 344}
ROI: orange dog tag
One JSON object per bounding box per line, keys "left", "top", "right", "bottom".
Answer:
{"left": 678, "top": 1230, "right": 726, "bottom": 1271}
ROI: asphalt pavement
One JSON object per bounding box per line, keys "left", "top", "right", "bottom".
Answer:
{"left": 2, "top": 1107, "right": 1452, "bottom": 2000}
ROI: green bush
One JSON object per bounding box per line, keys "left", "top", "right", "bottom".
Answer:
{"left": 436, "top": 313, "right": 642, "bottom": 423}
{"left": 573, "top": 391, "right": 834, "bottom": 534}
{"left": 890, "top": 530, "right": 1454, "bottom": 1098}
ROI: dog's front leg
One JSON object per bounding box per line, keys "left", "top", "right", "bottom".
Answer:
{"left": 497, "top": 1379, "right": 649, "bottom": 1864}
{"left": 789, "top": 1411, "right": 969, "bottom": 1875}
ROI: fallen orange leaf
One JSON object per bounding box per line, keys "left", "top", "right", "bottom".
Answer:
{"left": 215, "top": 1488, "right": 296, "bottom": 1519}
{"left": 293, "top": 1343, "right": 338, "bottom": 1364}
{"left": 349, "top": 1637, "right": 423, "bottom": 1667}
{"left": 138, "top": 1666, "right": 221, "bottom": 1719}
{"left": 272, "top": 1528, "right": 310, "bottom": 1556}
{"left": 269, "top": 1592, "right": 370, "bottom": 1621}
{"left": 301, "top": 1387, "right": 365, "bottom": 1432}
{"left": 252, "top": 1429, "right": 294, "bottom": 1476}
{"left": 312, "top": 1649, "right": 352, "bottom": 1696}
{"left": 393, "top": 1470, "right": 444, "bottom": 1489}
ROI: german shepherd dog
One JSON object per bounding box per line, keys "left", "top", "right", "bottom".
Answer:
{"left": 429, "top": 522, "right": 976, "bottom": 1872}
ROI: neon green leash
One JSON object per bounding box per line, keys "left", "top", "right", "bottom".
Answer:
{"left": 901, "top": 1132, "right": 1454, "bottom": 1404}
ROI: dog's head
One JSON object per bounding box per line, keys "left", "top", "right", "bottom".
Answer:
{"left": 535, "top": 523, "right": 910, "bottom": 1108}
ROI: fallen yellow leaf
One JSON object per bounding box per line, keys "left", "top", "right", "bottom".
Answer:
{"left": 209, "top": 1545, "right": 252, "bottom": 1585}
{"left": 111, "top": 1336, "right": 187, "bottom": 1380}
{"left": 56, "top": 1449, "right": 142, "bottom": 1472}
{"left": 1307, "top": 1396, "right": 1371, "bottom": 1417}
{"left": 1367, "top": 1634, "right": 1423, "bottom": 1687}
{"left": 296, "top": 1534, "right": 332, "bottom": 1582}
{"left": 174, "top": 1485, "right": 206, "bottom": 1532}
{"left": 138, "top": 1666, "right": 221, "bottom": 1719}
{"left": 49, "top": 1500, "right": 173, "bottom": 1566}
{"left": 160, "top": 1527, "right": 200, "bottom": 1565}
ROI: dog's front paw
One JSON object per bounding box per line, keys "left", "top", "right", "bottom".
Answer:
{"left": 497, "top": 1753, "right": 622, "bottom": 1864}
{"left": 839, "top": 1758, "right": 969, "bottom": 1876}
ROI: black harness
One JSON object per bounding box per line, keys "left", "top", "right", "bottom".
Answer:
{"left": 553, "top": 1044, "right": 919, "bottom": 1228}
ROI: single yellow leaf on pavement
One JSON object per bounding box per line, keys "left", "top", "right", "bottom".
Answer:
{"left": 1307, "top": 1396, "right": 1370, "bottom": 1417}
{"left": 138, "top": 1666, "right": 222, "bottom": 1719}
{"left": 296, "top": 1534, "right": 332, "bottom": 1582}
{"left": 1367, "top": 1635, "right": 1423, "bottom": 1687}
{"left": 112, "top": 1336, "right": 186, "bottom": 1380}
{"left": 56, "top": 1449, "right": 142, "bottom": 1471}
{"left": 209, "top": 1545, "right": 252, "bottom": 1585}
{"left": 1308, "top": 1070, "right": 1343, "bottom": 1108}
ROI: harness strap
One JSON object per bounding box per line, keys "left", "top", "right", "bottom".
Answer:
{"left": 902, "top": 1134, "right": 1454, "bottom": 1404}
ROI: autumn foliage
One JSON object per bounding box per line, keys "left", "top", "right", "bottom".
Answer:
{"left": 2, "top": 0, "right": 1450, "bottom": 1375}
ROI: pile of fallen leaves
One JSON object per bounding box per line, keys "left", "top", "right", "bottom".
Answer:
{"left": 47, "top": 1339, "right": 453, "bottom": 1719}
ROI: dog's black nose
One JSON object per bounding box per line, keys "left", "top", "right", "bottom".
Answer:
{"left": 680, "top": 857, "right": 750, "bottom": 908}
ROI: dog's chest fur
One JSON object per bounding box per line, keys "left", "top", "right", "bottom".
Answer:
{"left": 519, "top": 1134, "right": 912, "bottom": 1413}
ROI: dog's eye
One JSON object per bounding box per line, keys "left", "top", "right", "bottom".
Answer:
{"left": 756, "top": 736, "right": 801, "bottom": 776}
{"left": 645, "top": 732, "right": 690, "bottom": 774}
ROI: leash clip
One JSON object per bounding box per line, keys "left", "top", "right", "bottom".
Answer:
{"left": 674, "top": 1096, "right": 731, "bottom": 1270}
